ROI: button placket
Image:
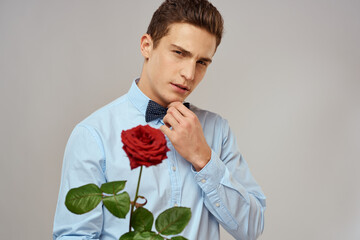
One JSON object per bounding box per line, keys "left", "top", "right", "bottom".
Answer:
{"left": 166, "top": 139, "right": 181, "bottom": 207}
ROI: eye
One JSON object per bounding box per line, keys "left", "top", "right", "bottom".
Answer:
{"left": 173, "top": 50, "right": 182, "bottom": 55}
{"left": 197, "top": 60, "right": 207, "bottom": 66}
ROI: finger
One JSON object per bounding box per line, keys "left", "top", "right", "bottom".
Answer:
{"left": 168, "top": 102, "right": 193, "bottom": 118}
{"left": 163, "top": 112, "right": 180, "bottom": 129}
{"left": 159, "top": 125, "right": 173, "bottom": 138}
{"left": 167, "top": 106, "right": 185, "bottom": 123}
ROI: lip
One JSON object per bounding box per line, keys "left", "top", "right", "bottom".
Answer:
{"left": 170, "top": 83, "right": 190, "bottom": 93}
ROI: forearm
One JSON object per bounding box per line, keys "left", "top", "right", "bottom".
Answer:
{"left": 194, "top": 150, "right": 266, "bottom": 239}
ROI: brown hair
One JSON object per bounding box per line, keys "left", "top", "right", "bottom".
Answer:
{"left": 146, "top": 0, "right": 224, "bottom": 49}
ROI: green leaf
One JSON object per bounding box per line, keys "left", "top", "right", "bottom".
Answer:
{"left": 119, "top": 231, "right": 137, "bottom": 240}
{"left": 171, "top": 236, "right": 188, "bottom": 240}
{"left": 133, "top": 231, "right": 163, "bottom": 240}
{"left": 103, "top": 191, "right": 130, "bottom": 218}
{"left": 131, "top": 207, "right": 154, "bottom": 232}
{"left": 155, "top": 207, "right": 191, "bottom": 236}
{"left": 100, "top": 181, "right": 127, "bottom": 194}
{"left": 65, "top": 183, "right": 102, "bottom": 214}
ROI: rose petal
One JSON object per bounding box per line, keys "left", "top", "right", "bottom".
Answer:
{"left": 121, "top": 125, "right": 170, "bottom": 169}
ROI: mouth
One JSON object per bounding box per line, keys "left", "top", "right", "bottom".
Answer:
{"left": 171, "top": 83, "right": 189, "bottom": 91}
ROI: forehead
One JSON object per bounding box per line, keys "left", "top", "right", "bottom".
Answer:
{"left": 159, "top": 23, "right": 217, "bottom": 57}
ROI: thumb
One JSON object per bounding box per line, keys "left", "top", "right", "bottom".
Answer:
{"left": 160, "top": 125, "right": 172, "bottom": 138}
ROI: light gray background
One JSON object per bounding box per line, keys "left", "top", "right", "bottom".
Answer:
{"left": 1, "top": 0, "right": 359, "bottom": 239}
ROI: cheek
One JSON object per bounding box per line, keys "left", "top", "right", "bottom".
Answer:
{"left": 160, "top": 53, "right": 180, "bottom": 72}
{"left": 148, "top": 55, "right": 165, "bottom": 80}
{"left": 195, "top": 67, "right": 207, "bottom": 81}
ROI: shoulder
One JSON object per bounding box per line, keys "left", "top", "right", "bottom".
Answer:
{"left": 190, "top": 104, "right": 229, "bottom": 129}
{"left": 78, "top": 93, "right": 130, "bottom": 129}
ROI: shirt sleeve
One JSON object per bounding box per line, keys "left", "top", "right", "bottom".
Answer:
{"left": 53, "top": 124, "right": 106, "bottom": 240}
{"left": 193, "top": 119, "right": 266, "bottom": 240}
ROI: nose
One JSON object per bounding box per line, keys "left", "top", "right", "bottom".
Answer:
{"left": 180, "top": 61, "right": 196, "bottom": 81}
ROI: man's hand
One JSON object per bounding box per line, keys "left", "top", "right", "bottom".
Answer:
{"left": 160, "top": 102, "right": 211, "bottom": 171}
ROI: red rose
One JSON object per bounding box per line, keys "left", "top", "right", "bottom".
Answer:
{"left": 121, "top": 125, "right": 170, "bottom": 170}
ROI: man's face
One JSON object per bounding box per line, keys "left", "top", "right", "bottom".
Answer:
{"left": 138, "top": 23, "right": 217, "bottom": 107}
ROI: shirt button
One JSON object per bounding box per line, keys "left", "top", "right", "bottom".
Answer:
{"left": 172, "top": 166, "right": 176, "bottom": 171}
{"left": 201, "top": 179, "right": 206, "bottom": 183}
{"left": 215, "top": 203, "right": 220, "bottom": 207}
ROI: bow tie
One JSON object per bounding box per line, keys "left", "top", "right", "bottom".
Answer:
{"left": 145, "top": 100, "right": 190, "bottom": 122}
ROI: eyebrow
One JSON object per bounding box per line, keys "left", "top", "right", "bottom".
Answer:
{"left": 171, "top": 44, "right": 213, "bottom": 64}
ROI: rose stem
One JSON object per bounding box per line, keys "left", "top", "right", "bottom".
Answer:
{"left": 129, "top": 165, "right": 143, "bottom": 232}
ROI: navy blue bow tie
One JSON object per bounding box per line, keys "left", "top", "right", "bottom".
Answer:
{"left": 145, "top": 100, "right": 190, "bottom": 122}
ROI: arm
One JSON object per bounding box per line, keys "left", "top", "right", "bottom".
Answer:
{"left": 193, "top": 119, "right": 266, "bottom": 239}
{"left": 160, "top": 102, "right": 266, "bottom": 239}
{"left": 53, "top": 124, "right": 106, "bottom": 240}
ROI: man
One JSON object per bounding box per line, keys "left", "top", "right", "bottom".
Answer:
{"left": 53, "top": 0, "right": 266, "bottom": 239}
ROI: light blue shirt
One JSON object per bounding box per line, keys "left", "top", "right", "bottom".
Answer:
{"left": 53, "top": 79, "right": 266, "bottom": 240}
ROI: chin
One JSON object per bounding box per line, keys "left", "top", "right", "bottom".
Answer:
{"left": 173, "top": 97, "right": 187, "bottom": 103}
{"left": 162, "top": 93, "right": 189, "bottom": 106}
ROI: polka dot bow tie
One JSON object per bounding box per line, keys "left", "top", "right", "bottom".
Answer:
{"left": 145, "top": 100, "right": 190, "bottom": 122}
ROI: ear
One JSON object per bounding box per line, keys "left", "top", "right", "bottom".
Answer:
{"left": 140, "top": 34, "right": 153, "bottom": 60}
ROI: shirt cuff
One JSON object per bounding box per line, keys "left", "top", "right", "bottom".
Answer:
{"left": 192, "top": 149, "right": 226, "bottom": 194}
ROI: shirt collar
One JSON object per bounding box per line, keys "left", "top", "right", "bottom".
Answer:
{"left": 127, "top": 78, "right": 150, "bottom": 117}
